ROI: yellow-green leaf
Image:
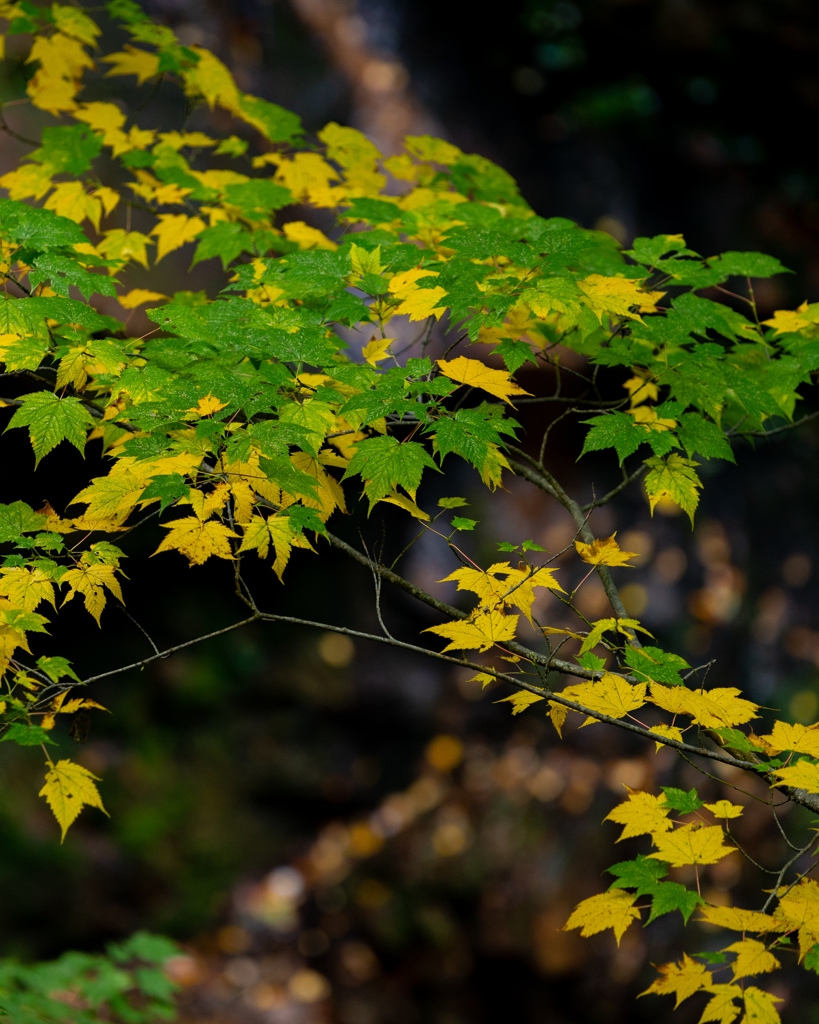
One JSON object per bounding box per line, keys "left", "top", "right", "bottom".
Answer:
{"left": 39, "top": 758, "right": 108, "bottom": 842}
{"left": 563, "top": 889, "right": 641, "bottom": 946}
{"left": 437, "top": 355, "right": 532, "bottom": 406}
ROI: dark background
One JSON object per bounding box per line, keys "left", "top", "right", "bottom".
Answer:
{"left": 3, "top": 1, "right": 819, "bottom": 1022}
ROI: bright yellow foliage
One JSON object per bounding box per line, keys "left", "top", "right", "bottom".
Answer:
{"left": 40, "top": 759, "right": 108, "bottom": 842}
{"left": 563, "top": 889, "right": 641, "bottom": 946}
{"left": 604, "top": 788, "right": 673, "bottom": 841}
{"left": 437, "top": 355, "right": 532, "bottom": 405}
{"left": 648, "top": 824, "right": 735, "bottom": 867}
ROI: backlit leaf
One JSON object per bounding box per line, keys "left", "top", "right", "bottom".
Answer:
{"left": 563, "top": 889, "right": 641, "bottom": 946}
{"left": 437, "top": 356, "right": 532, "bottom": 405}
{"left": 39, "top": 758, "right": 108, "bottom": 841}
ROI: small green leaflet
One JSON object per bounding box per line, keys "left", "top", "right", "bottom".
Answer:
{"left": 7, "top": 392, "right": 94, "bottom": 466}
{"left": 30, "top": 124, "right": 103, "bottom": 175}
{"left": 438, "top": 497, "right": 469, "bottom": 509}
{"left": 451, "top": 517, "right": 477, "bottom": 531}
{"left": 36, "top": 656, "right": 81, "bottom": 684}
{"left": 676, "top": 412, "right": 735, "bottom": 462}
{"left": 140, "top": 474, "right": 190, "bottom": 511}
{"left": 580, "top": 411, "right": 653, "bottom": 464}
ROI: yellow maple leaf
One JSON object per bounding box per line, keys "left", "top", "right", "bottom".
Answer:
{"left": 760, "top": 721, "right": 819, "bottom": 759}
{"left": 362, "top": 335, "right": 394, "bottom": 367}
{"left": 563, "top": 889, "right": 641, "bottom": 946}
{"left": 273, "top": 152, "right": 341, "bottom": 207}
{"left": 437, "top": 356, "right": 532, "bottom": 406}
{"left": 648, "top": 823, "right": 734, "bottom": 867}
{"left": 773, "top": 877, "right": 819, "bottom": 958}
{"left": 623, "top": 375, "right": 660, "bottom": 407}
{"left": 319, "top": 122, "right": 386, "bottom": 197}
{"left": 183, "top": 45, "right": 242, "bottom": 112}
{"left": 561, "top": 673, "right": 647, "bottom": 724}
{"left": 237, "top": 513, "right": 314, "bottom": 581}
{"left": 151, "top": 214, "right": 206, "bottom": 262}
{"left": 101, "top": 45, "right": 160, "bottom": 84}
{"left": 494, "top": 689, "right": 546, "bottom": 715}
{"left": 424, "top": 607, "right": 519, "bottom": 653}
{"left": 186, "top": 393, "right": 230, "bottom": 418}
{"left": 697, "top": 984, "right": 741, "bottom": 1024}
{"left": 154, "top": 517, "right": 238, "bottom": 566}
{"left": 0, "top": 163, "right": 56, "bottom": 201}
{"left": 118, "top": 288, "right": 169, "bottom": 309}
{"left": 630, "top": 405, "right": 677, "bottom": 432}
{"left": 724, "top": 939, "right": 780, "bottom": 981}
{"left": 60, "top": 562, "right": 124, "bottom": 626}
{"left": 604, "top": 788, "right": 673, "bottom": 842}
{"left": 547, "top": 699, "right": 569, "bottom": 737}
{"left": 649, "top": 683, "right": 759, "bottom": 729}
{"left": 575, "top": 533, "right": 640, "bottom": 567}
{"left": 741, "top": 987, "right": 782, "bottom": 1024}
{"left": 0, "top": 567, "right": 56, "bottom": 612}
{"left": 51, "top": 4, "right": 101, "bottom": 46}
{"left": 771, "top": 759, "right": 819, "bottom": 793}
{"left": 282, "top": 220, "right": 338, "bottom": 251}
{"left": 640, "top": 954, "right": 710, "bottom": 1007}
{"left": 705, "top": 799, "right": 744, "bottom": 819}
{"left": 97, "top": 229, "right": 151, "bottom": 269}
{"left": 761, "top": 306, "right": 819, "bottom": 336}
{"left": 699, "top": 905, "right": 784, "bottom": 934}
{"left": 577, "top": 273, "right": 658, "bottom": 324}
{"left": 39, "top": 758, "right": 108, "bottom": 842}
{"left": 648, "top": 722, "right": 684, "bottom": 751}
{"left": 376, "top": 490, "right": 430, "bottom": 521}
{"left": 44, "top": 181, "right": 104, "bottom": 229}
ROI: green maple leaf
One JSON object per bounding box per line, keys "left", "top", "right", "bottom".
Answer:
{"left": 343, "top": 435, "right": 439, "bottom": 506}
{"left": 30, "top": 124, "right": 103, "bottom": 175}
{"left": 580, "top": 411, "right": 648, "bottom": 464}
{"left": 192, "top": 222, "right": 253, "bottom": 268}
{"left": 660, "top": 787, "right": 703, "bottom": 813}
{"left": 607, "top": 854, "right": 669, "bottom": 895}
{"left": 0, "top": 198, "right": 87, "bottom": 250}
{"left": 0, "top": 501, "right": 48, "bottom": 543}
{"left": 7, "top": 392, "right": 94, "bottom": 466}
{"left": 623, "top": 645, "right": 690, "bottom": 686}
{"left": 646, "top": 882, "right": 703, "bottom": 924}
{"left": 675, "top": 412, "right": 735, "bottom": 462}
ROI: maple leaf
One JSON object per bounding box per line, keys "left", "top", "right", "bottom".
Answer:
{"left": 39, "top": 758, "right": 108, "bottom": 842}
{"left": 362, "top": 335, "right": 394, "bottom": 367}
{"left": 61, "top": 562, "right": 124, "bottom": 626}
{"left": 7, "top": 392, "right": 94, "bottom": 466}
{"left": 724, "top": 939, "right": 780, "bottom": 981}
{"left": 579, "top": 616, "right": 653, "bottom": 655}
{"left": 563, "top": 889, "right": 641, "bottom": 945}
{"left": 772, "top": 878, "right": 819, "bottom": 958}
{"left": 649, "top": 683, "right": 759, "bottom": 729}
{"left": 437, "top": 356, "right": 532, "bottom": 406}
{"left": 154, "top": 517, "right": 238, "bottom": 566}
{"left": 697, "top": 984, "right": 741, "bottom": 1024}
{"left": 575, "top": 533, "right": 640, "bottom": 567}
{"left": 698, "top": 905, "right": 784, "bottom": 934}
{"left": 0, "top": 567, "right": 56, "bottom": 612}
{"left": 186, "top": 393, "right": 229, "bottom": 418}
{"left": 562, "top": 673, "right": 647, "bottom": 723}
{"left": 760, "top": 721, "right": 819, "bottom": 759}
{"left": 648, "top": 824, "right": 734, "bottom": 867}
{"left": 645, "top": 454, "right": 702, "bottom": 525}
{"left": 424, "top": 608, "right": 519, "bottom": 653}
{"left": 741, "top": 987, "right": 782, "bottom": 1024}
{"left": 577, "top": 273, "right": 657, "bottom": 324}
{"left": 118, "top": 288, "right": 169, "bottom": 309}
{"left": 649, "top": 723, "right": 684, "bottom": 751}
{"left": 640, "top": 954, "right": 710, "bottom": 1007}
{"left": 605, "top": 788, "right": 673, "bottom": 842}
{"left": 151, "top": 214, "right": 207, "bottom": 262}
{"left": 238, "top": 513, "right": 314, "bottom": 581}
{"left": 494, "top": 689, "right": 546, "bottom": 715}
{"left": 101, "top": 45, "right": 160, "bottom": 85}
{"left": 770, "top": 759, "right": 819, "bottom": 793}
{"left": 705, "top": 799, "right": 744, "bottom": 819}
